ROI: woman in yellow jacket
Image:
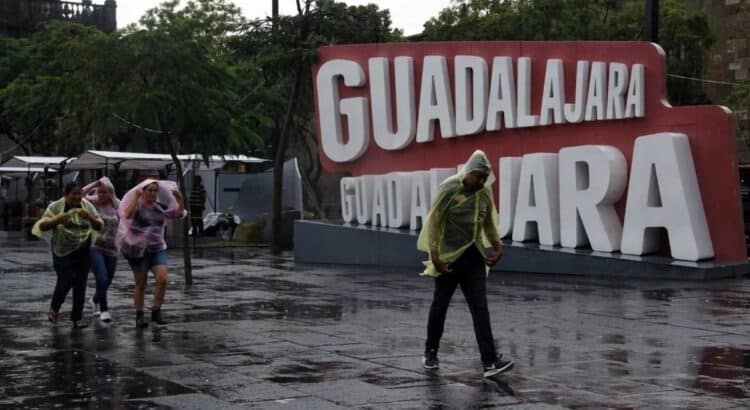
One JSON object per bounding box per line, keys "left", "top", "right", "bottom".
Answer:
{"left": 418, "top": 150, "right": 513, "bottom": 378}
{"left": 34, "top": 181, "right": 102, "bottom": 329}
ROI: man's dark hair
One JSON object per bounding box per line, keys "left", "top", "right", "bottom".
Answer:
{"left": 63, "top": 181, "right": 81, "bottom": 195}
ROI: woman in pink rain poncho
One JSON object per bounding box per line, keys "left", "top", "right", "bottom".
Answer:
{"left": 82, "top": 177, "right": 120, "bottom": 323}
{"left": 118, "top": 179, "right": 185, "bottom": 328}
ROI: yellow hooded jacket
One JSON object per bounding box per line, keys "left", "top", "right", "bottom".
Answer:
{"left": 417, "top": 150, "right": 500, "bottom": 277}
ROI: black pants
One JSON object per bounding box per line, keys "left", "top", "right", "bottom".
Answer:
{"left": 50, "top": 244, "right": 90, "bottom": 322}
{"left": 191, "top": 212, "right": 203, "bottom": 245}
{"left": 425, "top": 245, "right": 498, "bottom": 364}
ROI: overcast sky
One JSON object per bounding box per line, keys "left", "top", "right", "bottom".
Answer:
{"left": 117, "top": 0, "right": 452, "bottom": 36}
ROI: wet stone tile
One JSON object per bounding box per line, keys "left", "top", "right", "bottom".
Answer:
{"left": 211, "top": 381, "right": 308, "bottom": 403}
{"left": 4, "top": 243, "right": 750, "bottom": 408}
{"left": 127, "top": 393, "right": 244, "bottom": 409}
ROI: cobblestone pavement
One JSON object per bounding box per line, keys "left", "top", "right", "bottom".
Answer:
{"left": 1, "top": 240, "right": 750, "bottom": 409}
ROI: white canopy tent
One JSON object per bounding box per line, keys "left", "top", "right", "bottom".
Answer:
{"left": 1, "top": 156, "right": 74, "bottom": 170}
{"left": 0, "top": 167, "right": 58, "bottom": 178}
{"left": 67, "top": 150, "right": 269, "bottom": 171}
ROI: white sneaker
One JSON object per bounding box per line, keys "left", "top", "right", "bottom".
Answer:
{"left": 89, "top": 298, "right": 100, "bottom": 316}
{"left": 100, "top": 311, "right": 112, "bottom": 322}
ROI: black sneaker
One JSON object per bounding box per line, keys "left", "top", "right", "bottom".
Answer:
{"left": 151, "top": 309, "right": 167, "bottom": 325}
{"left": 135, "top": 311, "right": 148, "bottom": 328}
{"left": 422, "top": 349, "right": 439, "bottom": 370}
{"left": 483, "top": 357, "right": 514, "bottom": 377}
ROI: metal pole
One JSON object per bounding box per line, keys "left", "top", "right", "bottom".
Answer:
{"left": 214, "top": 169, "right": 219, "bottom": 212}
{"left": 272, "top": 0, "right": 278, "bottom": 18}
{"left": 645, "top": 0, "right": 659, "bottom": 43}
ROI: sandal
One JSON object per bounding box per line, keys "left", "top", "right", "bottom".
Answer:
{"left": 48, "top": 310, "right": 60, "bottom": 324}
{"left": 72, "top": 320, "right": 89, "bottom": 329}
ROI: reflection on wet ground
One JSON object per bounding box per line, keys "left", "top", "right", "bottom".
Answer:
{"left": 2, "top": 241, "right": 750, "bottom": 408}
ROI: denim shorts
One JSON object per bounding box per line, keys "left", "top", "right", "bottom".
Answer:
{"left": 127, "top": 250, "right": 168, "bottom": 272}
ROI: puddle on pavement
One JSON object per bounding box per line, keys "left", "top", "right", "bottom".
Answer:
{"left": 224, "top": 300, "right": 343, "bottom": 321}
{"left": 693, "top": 346, "right": 750, "bottom": 398}
{"left": 209, "top": 276, "right": 312, "bottom": 295}
{"left": 265, "top": 359, "right": 352, "bottom": 384}
{"left": 0, "top": 349, "right": 194, "bottom": 407}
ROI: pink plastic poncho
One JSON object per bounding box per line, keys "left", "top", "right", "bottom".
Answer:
{"left": 83, "top": 176, "right": 121, "bottom": 209}
{"left": 83, "top": 176, "right": 122, "bottom": 256}
{"left": 116, "top": 179, "right": 186, "bottom": 259}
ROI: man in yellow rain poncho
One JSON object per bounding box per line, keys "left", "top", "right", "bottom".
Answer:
{"left": 418, "top": 150, "right": 514, "bottom": 378}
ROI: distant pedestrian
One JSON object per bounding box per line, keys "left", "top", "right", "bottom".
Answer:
{"left": 417, "top": 150, "right": 513, "bottom": 378}
{"left": 33, "top": 181, "right": 103, "bottom": 329}
{"left": 189, "top": 175, "right": 206, "bottom": 246}
{"left": 82, "top": 177, "right": 120, "bottom": 323}
{"left": 118, "top": 180, "right": 185, "bottom": 328}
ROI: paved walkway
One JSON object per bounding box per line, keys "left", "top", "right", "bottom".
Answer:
{"left": 1, "top": 240, "right": 749, "bottom": 409}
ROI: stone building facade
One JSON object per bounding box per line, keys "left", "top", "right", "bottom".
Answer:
{"left": 0, "top": 0, "right": 117, "bottom": 36}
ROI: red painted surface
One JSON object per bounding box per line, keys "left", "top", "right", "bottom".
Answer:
{"left": 311, "top": 41, "right": 746, "bottom": 262}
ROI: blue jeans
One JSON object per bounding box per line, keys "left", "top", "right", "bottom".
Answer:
{"left": 90, "top": 247, "right": 117, "bottom": 312}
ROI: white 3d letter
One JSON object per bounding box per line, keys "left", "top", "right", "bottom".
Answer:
{"left": 539, "top": 59, "right": 566, "bottom": 126}
{"left": 316, "top": 59, "right": 370, "bottom": 162}
{"left": 355, "top": 175, "right": 374, "bottom": 224}
{"left": 584, "top": 61, "right": 607, "bottom": 121}
{"left": 417, "top": 56, "right": 456, "bottom": 142}
{"left": 369, "top": 57, "right": 417, "bottom": 150}
{"left": 516, "top": 57, "right": 539, "bottom": 128}
{"left": 558, "top": 145, "right": 627, "bottom": 251}
{"left": 340, "top": 177, "right": 357, "bottom": 223}
{"left": 386, "top": 173, "right": 412, "bottom": 228}
{"left": 606, "top": 63, "right": 629, "bottom": 120}
{"left": 512, "top": 153, "right": 560, "bottom": 245}
{"left": 487, "top": 57, "right": 517, "bottom": 131}
{"left": 624, "top": 64, "right": 645, "bottom": 118}
{"left": 371, "top": 176, "right": 388, "bottom": 227}
{"left": 410, "top": 171, "right": 431, "bottom": 230}
{"left": 621, "top": 133, "right": 714, "bottom": 261}
{"left": 564, "top": 61, "right": 589, "bottom": 124}
{"left": 499, "top": 157, "right": 522, "bottom": 238}
{"left": 455, "top": 56, "right": 489, "bottom": 136}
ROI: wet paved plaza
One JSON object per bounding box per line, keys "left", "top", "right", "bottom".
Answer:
{"left": 1, "top": 240, "right": 750, "bottom": 409}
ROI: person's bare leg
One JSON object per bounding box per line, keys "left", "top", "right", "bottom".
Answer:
{"left": 152, "top": 265, "right": 168, "bottom": 310}
{"left": 133, "top": 271, "right": 147, "bottom": 311}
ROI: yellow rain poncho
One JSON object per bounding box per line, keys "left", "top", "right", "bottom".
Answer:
{"left": 417, "top": 150, "right": 500, "bottom": 277}
{"left": 32, "top": 198, "right": 101, "bottom": 257}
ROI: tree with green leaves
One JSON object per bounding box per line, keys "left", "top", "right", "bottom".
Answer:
{"left": 0, "top": 22, "right": 110, "bottom": 157}
{"left": 232, "top": 0, "right": 402, "bottom": 254}
{"left": 68, "top": 0, "right": 269, "bottom": 285}
{"left": 423, "top": 0, "right": 714, "bottom": 106}
{"left": 110, "top": 5, "right": 265, "bottom": 284}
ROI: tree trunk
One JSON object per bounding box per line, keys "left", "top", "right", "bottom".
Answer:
{"left": 168, "top": 144, "right": 193, "bottom": 287}
{"left": 271, "top": 65, "right": 304, "bottom": 254}
{"left": 298, "top": 125, "right": 325, "bottom": 218}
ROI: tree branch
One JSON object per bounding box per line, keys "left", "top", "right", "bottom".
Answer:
{"left": 112, "top": 112, "right": 166, "bottom": 134}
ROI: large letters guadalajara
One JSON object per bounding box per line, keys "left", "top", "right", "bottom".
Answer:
{"left": 311, "top": 42, "right": 746, "bottom": 263}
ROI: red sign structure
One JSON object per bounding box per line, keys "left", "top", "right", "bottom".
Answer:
{"left": 311, "top": 42, "right": 745, "bottom": 263}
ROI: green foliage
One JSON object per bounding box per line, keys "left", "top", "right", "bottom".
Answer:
{"left": 726, "top": 81, "right": 750, "bottom": 113}
{"left": 0, "top": 1, "right": 270, "bottom": 160}
{"left": 423, "top": 0, "right": 714, "bottom": 105}
{"left": 0, "top": 22, "right": 109, "bottom": 155}
{"left": 232, "top": 0, "right": 403, "bottom": 157}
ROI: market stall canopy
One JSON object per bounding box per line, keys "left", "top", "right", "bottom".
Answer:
{"left": 67, "top": 150, "right": 177, "bottom": 170}
{"left": 67, "top": 150, "right": 269, "bottom": 171}
{"left": 0, "top": 167, "right": 58, "bottom": 178}
{"left": 182, "top": 154, "right": 271, "bottom": 170}
{"left": 1, "top": 156, "right": 73, "bottom": 169}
